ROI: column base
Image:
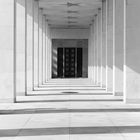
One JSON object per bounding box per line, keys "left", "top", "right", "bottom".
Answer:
{"left": 125, "top": 99, "right": 140, "bottom": 104}
{"left": 0, "top": 98, "right": 16, "bottom": 103}
{"left": 114, "top": 92, "right": 123, "bottom": 96}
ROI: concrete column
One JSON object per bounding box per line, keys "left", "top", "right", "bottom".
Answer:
{"left": 45, "top": 24, "right": 49, "bottom": 82}
{"left": 93, "top": 20, "right": 96, "bottom": 84}
{"left": 46, "top": 25, "right": 51, "bottom": 81}
{"left": 102, "top": 0, "right": 107, "bottom": 88}
{"left": 124, "top": 0, "right": 140, "bottom": 103}
{"left": 48, "top": 31, "right": 52, "bottom": 80}
{"left": 91, "top": 25, "right": 95, "bottom": 82}
{"left": 91, "top": 24, "right": 96, "bottom": 84}
{"left": 38, "top": 9, "right": 43, "bottom": 85}
{"left": 113, "top": 0, "right": 124, "bottom": 96}
{"left": 42, "top": 16, "right": 46, "bottom": 83}
{"left": 97, "top": 9, "right": 102, "bottom": 86}
{"left": 95, "top": 15, "right": 99, "bottom": 85}
{"left": 26, "top": 0, "right": 33, "bottom": 92}
{"left": 0, "top": 0, "right": 15, "bottom": 102}
{"left": 33, "top": 0, "right": 39, "bottom": 88}
{"left": 88, "top": 27, "right": 91, "bottom": 80}
{"left": 46, "top": 24, "right": 49, "bottom": 81}
{"left": 106, "top": 0, "right": 113, "bottom": 92}
{"left": 94, "top": 16, "right": 98, "bottom": 85}
{"left": 88, "top": 25, "right": 94, "bottom": 81}
{"left": 16, "top": 0, "right": 26, "bottom": 96}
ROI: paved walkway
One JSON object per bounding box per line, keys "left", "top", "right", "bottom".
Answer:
{"left": 0, "top": 81, "right": 140, "bottom": 140}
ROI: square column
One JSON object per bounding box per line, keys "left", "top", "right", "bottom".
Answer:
{"left": 16, "top": 0, "right": 26, "bottom": 96}
{"left": 0, "top": 0, "right": 15, "bottom": 102}
{"left": 113, "top": 0, "right": 124, "bottom": 96}
{"left": 42, "top": 16, "right": 46, "bottom": 83}
{"left": 106, "top": 0, "right": 113, "bottom": 92}
{"left": 88, "top": 25, "right": 94, "bottom": 81}
{"left": 33, "top": 0, "right": 39, "bottom": 88}
{"left": 26, "top": 0, "right": 33, "bottom": 92}
{"left": 97, "top": 9, "right": 102, "bottom": 86}
{"left": 38, "top": 9, "right": 43, "bottom": 85}
{"left": 94, "top": 15, "right": 98, "bottom": 85}
{"left": 101, "top": 0, "right": 107, "bottom": 88}
{"left": 124, "top": 0, "right": 140, "bottom": 103}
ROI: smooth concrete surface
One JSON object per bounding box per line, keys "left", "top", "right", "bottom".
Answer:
{"left": 97, "top": 9, "right": 102, "bottom": 86}
{"left": 106, "top": 0, "right": 113, "bottom": 92}
{"left": 88, "top": 25, "right": 94, "bottom": 81}
{"left": 0, "top": 0, "right": 15, "bottom": 102}
{"left": 16, "top": 0, "right": 26, "bottom": 96}
{"left": 124, "top": 0, "right": 140, "bottom": 103}
{"left": 1, "top": 89, "right": 140, "bottom": 139}
{"left": 38, "top": 9, "right": 43, "bottom": 86}
{"left": 27, "top": 0, "right": 33, "bottom": 92}
{"left": 101, "top": 0, "right": 107, "bottom": 88}
{"left": 33, "top": 0, "right": 39, "bottom": 88}
{"left": 42, "top": 16, "right": 46, "bottom": 84}
{"left": 113, "top": 0, "right": 124, "bottom": 96}
{"left": 50, "top": 29, "right": 89, "bottom": 39}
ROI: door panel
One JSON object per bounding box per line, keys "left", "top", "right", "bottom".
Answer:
{"left": 57, "top": 47, "right": 82, "bottom": 78}
{"left": 77, "top": 48, "right": 83, "bottom": 77}
{"left": 64, "top": 48, "right": 76, "bottom": 78}
{"left": 57, "top": 48, "right": 64, "bottom": 78}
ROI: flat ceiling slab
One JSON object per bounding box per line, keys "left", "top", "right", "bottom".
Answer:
{"left": 39, "top": 0, "right": 102, "bottom": 28}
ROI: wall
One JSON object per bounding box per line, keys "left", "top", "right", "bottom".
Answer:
{"left": 0, "top": 0, "right": 15, "bottom": 102}
{"left": 50, "top": 28, "right": 89, "bottom": 39}
{"left": 52, "top": 39, "right": 88, "bottom": 78}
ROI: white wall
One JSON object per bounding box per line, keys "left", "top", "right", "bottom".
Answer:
{"left": 0, "top": 0, "right": 15, "bottom": 102}
{"left": 50, "top": 28, "right": 89, "bottom": 39}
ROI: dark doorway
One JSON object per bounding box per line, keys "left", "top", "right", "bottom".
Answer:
{"left": 64, "top": 48, "right": 76, "bottom": 78}
{"left": 57, "top": 48, "right": 83, "bottom": 78}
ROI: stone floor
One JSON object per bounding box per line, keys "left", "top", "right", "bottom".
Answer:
{"left": 1, "top": 88, "right": 140, "bottom": 140}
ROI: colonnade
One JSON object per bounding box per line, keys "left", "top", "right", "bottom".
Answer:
{"left": 1, "top": 0, "right": 140, "bottom": 103}
{"left": 0, "top": 0, "right": 52, "bottom": 102}
{"left": 88, "top": 0, "right": 140, "bottom": 103}
{"left": 16, "top": 0, "right": 52, "bottom": 95}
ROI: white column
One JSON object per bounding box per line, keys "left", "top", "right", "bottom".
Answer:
{"left": 88, "top": 25, "right": 94, "bottom": 81}
{"left": 42, "top": 15, "right": 46, "bottom": 84}
{"left": 38, "top": 9, "right": 43, "bottom": 85}
{"left": 0, "top": 0, "right": 15, "bottom": 102}
{"left": 124, "top": 0, "right": 140, "bottom": 103}
{"left": 46, "top": 24, "right": 49, "bottom": 81}
{"left": 46, "top": 23, "right": 49, "bottom": 82}
{"left": 95, "top": 15, "right": 99, "bottom": 85}
{"left": 94, "top": 15, "right": 98, "bottom": 85}
{"left": 88, "top": 26, "right": 91, "bottom": 80}
{"left": 16, "top": 0, "right": 26, "bottom": 96}
{"left": 106, "top": 0, "right": 113, "bottom": 92}
{"left": 48, "top": 30, "right": 52, "bottom": 80}
{"left": 97, "top": 8, "right": 102, "bottom": 86}
{"left": 33, "top": 0, "right": 39, "bottom": 88}
{"left": 102, "top": 0, "right": 107, "bottom": 88}
{"left": 93, "top": 20, "right": 96, "bottom": 84}
{"left": 113, "top": 0, "right": 124, "bottom": 96}
{"left": 26, "top": 0, "right": 33, "bottom": 92}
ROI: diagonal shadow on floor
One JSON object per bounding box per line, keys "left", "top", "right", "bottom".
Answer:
{"left": 0, "top": 126, "right": 140, "bottom": 137}
{"left": 0, "top": 108, "right": 140, "bottom": 115}
{"left": 15, "top": 99, "right": 123, "bottom": 103}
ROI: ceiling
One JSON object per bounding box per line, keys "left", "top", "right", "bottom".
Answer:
{"left": 39, "top": 0, "right": 102, "bottom": 29}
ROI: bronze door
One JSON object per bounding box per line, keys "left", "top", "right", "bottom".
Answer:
{"left": 57, "top": 47, "right": 83, "bottom": 78}
{"left": 64, "top": 48, "right": 76, "bottom": 78}
{"left": 57, "top": 48, "right": 64, "bottom": 78}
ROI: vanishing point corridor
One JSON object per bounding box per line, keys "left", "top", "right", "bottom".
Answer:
{"left": 1, "top": 0, "right": 140, "bottom": 139}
